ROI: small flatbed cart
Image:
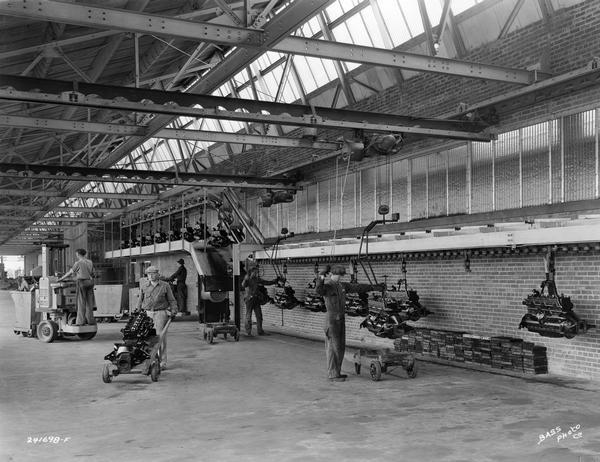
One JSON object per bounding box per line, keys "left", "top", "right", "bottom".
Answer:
{"left": 353, "top": 348, "right": 417, "bottom": 381}
{"left": 202, "top": 321, "right": 240, "bottom": 344}
{"left": 102, "top": 317, "right": 171, "bottom": 383}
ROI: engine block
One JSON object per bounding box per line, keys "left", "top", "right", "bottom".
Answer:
{"left": 519, "top": 289, "right": 590, "bottom": 339}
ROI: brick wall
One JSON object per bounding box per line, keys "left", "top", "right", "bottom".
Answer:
{"left": 239, "top": 1, "right": 600, "bottom": 382}
{"left": 250, "top": 250, "right": 600, "bottom": 380}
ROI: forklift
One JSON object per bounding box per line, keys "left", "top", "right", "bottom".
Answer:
{"left": 34, "top": 245, "right": 97, "bottom": 342}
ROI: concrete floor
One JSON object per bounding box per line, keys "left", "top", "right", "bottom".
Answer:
{"left": 1, "top": 290, "right": 600, "bottom": 462}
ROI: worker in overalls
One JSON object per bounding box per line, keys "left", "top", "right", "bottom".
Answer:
{"left": 58, "top": 248, "right": 96, "bottom": 326}
{"left": 137, "top": 266, "right": 177, "bottom": 370}
{"left": 168, "top": 258, "right": 189, "bottom": 315}
{"left": 316, "top": 265, "right": 380, "bottom": 382}
{"left": 241, "top": 266, "right": 279, "bottom": 336}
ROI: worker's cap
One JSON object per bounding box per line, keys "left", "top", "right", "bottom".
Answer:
{"left": 331, "top": 265, "right": 347, "bottom": 275}
{"left": 177, "top": 258, "right": 185, "bottom": 265}
{"left": 145, "top": 266, "right": 159, "bottom": 274}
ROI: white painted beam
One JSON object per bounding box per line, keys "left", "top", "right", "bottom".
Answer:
{"left": 253, "top": 223, "right": 600, "bottom": 259}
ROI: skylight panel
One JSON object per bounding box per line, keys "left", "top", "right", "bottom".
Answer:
{"left": 344, "top": 13, "right": 373, "bottom": 46}
{"left": 280, "top": 77, "right": 300, "bottom": 103}
{"left": 238, "top": 86, "right": 254, "bottom": 100}
{"left": 451, "top": 0, "right": 483, "bottom": 15}
{"left": 331, "top": 21, "right": 352, "bottom": 44}
{"left": 360, "top": 7, "right": 386, "bottom": 48}
{"left": 425, "top": 0, "right": 444, "bottom": 26}
{"left": 320, "top": 58, "right": 338, "bottom": 82}
{"left": 305, "top": 56, "right": 336, "bottom": 88}
{"left": 292, "top": 56, "right": 319, "bottom": 94}
{"left": 400, "top": 0, "right": 425, "bottom": 36}
{"left": 325, "top": 1, "right": 343, "bottom": 22}
{"left": 378, "top": 1, "right": 411, "bottom": 46}
{"left": 339, "top": 0, "right": 362, "bottom": 13}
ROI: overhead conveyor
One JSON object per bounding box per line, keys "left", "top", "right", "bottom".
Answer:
{"left": 0, "top": 75, "right": 495, "bottom": 141}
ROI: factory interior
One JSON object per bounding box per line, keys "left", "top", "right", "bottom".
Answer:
{"left": 1, "top": 0, "right": 600, "bottom": 461}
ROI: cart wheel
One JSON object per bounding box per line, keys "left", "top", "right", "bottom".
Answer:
{"left": 369, "top": 361, "right": 382, "bottom": 381}
{"left": 207, "top": 329, "right": 214, "bottom": 344}
{"left": 37, "top": 320, "right": 58, "bottom": 343}
{"left": 355, "top": 363, "right": 361, "bottom": 375}
{"left": 406, "top": 359, "right": 418, "bottom": 379}
{"left": 102, "top": 363, "right": 112, "bottom": 383}
{"left": 150, "top": 362, "right": 160, "bottom": 382}
{"left": 78, "top": 331, "right": 97, "bottom": 340}
{"left": 234, "top": 330, "right": 240, "bottom": 341}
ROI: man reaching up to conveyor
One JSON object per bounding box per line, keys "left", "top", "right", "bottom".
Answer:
{"left": 316, "top": 265, "right": 381, "bottom": 382}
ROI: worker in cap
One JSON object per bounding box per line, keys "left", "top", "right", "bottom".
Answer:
{"left": 136, "top": 265, "right": 177, "bottom": 370}
{"left": 241, "top": 264, "right": 282, "bottom": 336}
{"left": 167, "top": 258, "right": 189, "bottom": 316}
{"left": 316, "top": 264, "right": 382, "bottom": 382}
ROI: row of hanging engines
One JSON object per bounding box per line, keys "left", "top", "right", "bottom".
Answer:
{"left": 268, "top": 276, "right": 432, "bottom": 340}
{"left": 266, "top": 275, "right": 591, "bottom": 341}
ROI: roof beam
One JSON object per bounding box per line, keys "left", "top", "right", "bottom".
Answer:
{"left": 0, "top": 188, "right": 158, "bottom": 200}
{"left": 0, "top": 205, "right": 125, "bottom": 213}
{"left": 6, "top": 216, "right": 103, "bottom": 223}
{"left": 0, "top": 0, "right": 538, "bottom": 85}
{"left": 0, "top": 0, "right": 264, "bottom": 47}
{"left": 0, "top": 225, "right": 68, "bottom": 230}
{"left": 0, "top": 114, "right": 342, "bottom": 150}
{"left": 0, "top": 2, "right": 254, "bottom": 61}
{"left": 0, "top": 76, "right": 493, "bottom": 141}
{"left": 273, "top": 37, "right": 539, "bottom": 84}
{"left": 0, "top": 163, "right": 298, "bottom": 191}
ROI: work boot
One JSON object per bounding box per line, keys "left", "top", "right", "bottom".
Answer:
{"left": 329, "top": 376, "right": 347, "bottom": 382}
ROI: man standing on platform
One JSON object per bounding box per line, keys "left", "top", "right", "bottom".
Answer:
{"left": 168, "top": 258, "right": 189, "bottom": 316}
{"left": 58, "top": 249, "right": 97, "bottom": 327}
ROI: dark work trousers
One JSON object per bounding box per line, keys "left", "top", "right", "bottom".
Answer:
{"left": 325, "top": 321, "right": 345, "bottom": 379}
{"left": 175, "top": 283, "right": 188, "bottom": 313}
{"left": 76, "top": 279, "right": 96, "bottom": 325}
{"left": 244, "top": 297, "right": 264, "bottom": 334}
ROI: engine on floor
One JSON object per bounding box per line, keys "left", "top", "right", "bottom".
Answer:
{"left": 104, "top": 310, "right": 158, "bottom": 373}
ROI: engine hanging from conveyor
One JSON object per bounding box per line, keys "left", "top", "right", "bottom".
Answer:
{"left": 269, "top": 229, "right": 300, "bottom": 310}
{"left": 360, "top": 258, "right": 431, "bottom": 339}
{"left": 342, "top": 206, "right": 431, "bottom": 339}
{"left": 519, "top": 248, "right": 593, "bottom": 339}
{"left": 344, "top": 261, "right": 369, "bottom": 317}
{"left": 303, "top": 263, "right": 326, "bottom": 312}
